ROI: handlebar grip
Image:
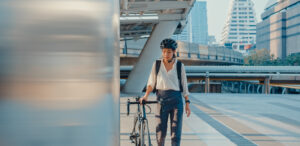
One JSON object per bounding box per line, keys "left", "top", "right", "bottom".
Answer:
{"left": 142, "top": 100, "right": 146, "bottom": 105}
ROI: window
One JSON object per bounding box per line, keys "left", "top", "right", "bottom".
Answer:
{"left": 229, "top": 37, "right": 238, "bottom": 39}
{"left": 239, "top": 45, "right": 244, "bottom": 50}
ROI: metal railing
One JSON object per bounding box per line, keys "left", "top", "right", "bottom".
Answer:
{"left": 120, "top": 41, "right": 244, "bottom": 64}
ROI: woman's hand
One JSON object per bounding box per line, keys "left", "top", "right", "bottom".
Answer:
{"left": 185, "top": 103, "right": 191, "bottom": 117}
{"left": 140, "top": 85, "right": 152, "bottom": 104}
{"left": 139, "top": 95, "right": 148, "bottom": 105}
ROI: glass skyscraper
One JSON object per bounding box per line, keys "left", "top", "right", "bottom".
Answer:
{"left": 173, "top": 0, "right": 208, "bottom": 45}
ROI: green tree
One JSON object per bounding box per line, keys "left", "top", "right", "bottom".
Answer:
{"left": 244, "top": 48, "right": 271, "bottom": 66}
{"left": 244, "top": 49, "right": 300, "bottom": 66}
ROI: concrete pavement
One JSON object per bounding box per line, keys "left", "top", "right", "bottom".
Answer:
{"left": 120, "top": 93, "right": 300, "bottom": 146}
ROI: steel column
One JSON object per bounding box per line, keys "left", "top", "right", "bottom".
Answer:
{"left": 264, "top": 77, "right": 270, "bottom": 94}
{"left": 205, "top": 77, "right": 210, "bottom": 93}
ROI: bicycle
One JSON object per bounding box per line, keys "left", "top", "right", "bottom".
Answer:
{"left": 127, "top": 96, "right": 158, "bottom": 146}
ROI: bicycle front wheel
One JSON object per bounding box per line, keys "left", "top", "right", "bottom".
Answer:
{"left": 138, "top": 120, "right": 146, "bottom": 146}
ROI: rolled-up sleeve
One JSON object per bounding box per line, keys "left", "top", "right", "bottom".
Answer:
{"left": 181, "top": 63, "right": 189, "bottom": 97}
{"left": 147, "top": 62, "right": 156, "bottom": 89}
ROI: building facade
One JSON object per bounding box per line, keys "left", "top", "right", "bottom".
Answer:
{"left": 173, "top": 0, "right": 208, "bottom": 45}
{"left": 208, "top": 35, "right": 217, "bottom": 45}
{"left": 221, "top": 0, "right": 257, "bottom": 54}
{"left": 256, "top": 0, "right": 300, "bottom": 59}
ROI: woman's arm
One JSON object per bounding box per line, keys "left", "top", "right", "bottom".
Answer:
{"left": 181, "top": 63, "right": 190, "bottom": 98}
{"left": 184, "top": 95, "right": 191, "bottom": 117}
{"left": 140, "top": 85, "right": 153, "bottom": 103}
{"left": 140, "top": 62, "right": 156, "bottom": 104}
{"left": 183, "top": 95, "right": 189, "bottom": 101}
{"left": 181, "top": 63, "right": 191, "bottom": 117}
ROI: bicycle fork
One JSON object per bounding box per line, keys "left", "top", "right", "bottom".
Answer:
{"left": 145, "top": 118, "right": 152, "bottom": 146}
{"left": 142, "top": 104, "right": 152, "bottom": 146}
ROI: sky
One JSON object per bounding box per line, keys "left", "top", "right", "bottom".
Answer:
{"left": 205, "top": 0, "right": 269, "bottom": 42}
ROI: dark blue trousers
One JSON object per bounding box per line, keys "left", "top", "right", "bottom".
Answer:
{"left": 155, "top": 90, "right": 183, "bottom": 146}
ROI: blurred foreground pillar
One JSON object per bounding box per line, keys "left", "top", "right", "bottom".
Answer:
{"left": 0, "top": 0, "right": 120, "bottom": 146}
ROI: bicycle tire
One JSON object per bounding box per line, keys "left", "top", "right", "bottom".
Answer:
{"left": 138, "top": 120, "right": 146, "bottom": 146}
{"left": 134, "top": 118, "right": 139, "bottom": 146}
{"left": 134, "top": 133, "right": 138, "bottom": 146}
{"left": 137, "top": 122, "right": 141, "bottom": 146}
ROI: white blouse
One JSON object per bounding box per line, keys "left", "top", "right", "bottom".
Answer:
{"left": 147, "top": 59, "right": 189, "bottom": 97}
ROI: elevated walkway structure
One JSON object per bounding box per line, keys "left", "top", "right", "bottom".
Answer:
{"left": 120, "top": 0, "right": 194, "bottom": 40}
{"left": 121, "top": 66, "right": 300, "bottom": 94}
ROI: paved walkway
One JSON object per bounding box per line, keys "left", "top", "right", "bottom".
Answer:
{"left": 120, "top": 93, "right": 300, "bottom": 146}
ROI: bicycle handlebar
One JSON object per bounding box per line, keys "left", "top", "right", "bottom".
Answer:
{"left": 127, "top": 98, "right": 158, "bottom": 116}
{"left": 128, "top": 100, "right": 158, "bottom": 104}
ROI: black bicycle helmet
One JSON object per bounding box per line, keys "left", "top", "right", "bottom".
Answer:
{"left": 160, "top": 38, "right": 177, "bottom": 50}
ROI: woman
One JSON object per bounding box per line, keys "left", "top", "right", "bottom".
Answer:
{"left": 139, "top": 38, "right": 191, "bottom": 146}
